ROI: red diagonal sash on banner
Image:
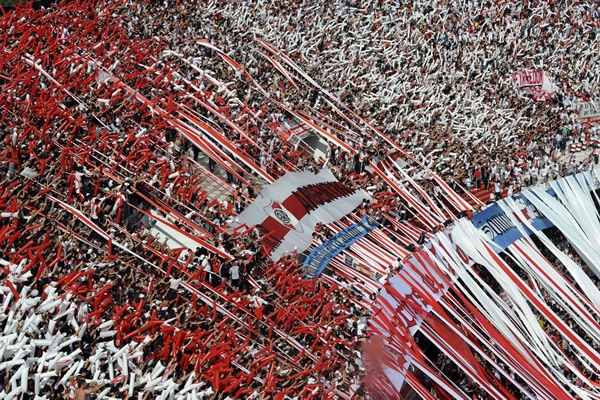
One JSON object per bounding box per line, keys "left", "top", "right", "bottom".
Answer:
{"left": 259, "top": 180, "right": 356, "bottom": 256}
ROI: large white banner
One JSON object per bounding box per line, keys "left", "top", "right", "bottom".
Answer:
{"left": 577, "top": 101, "right": 600, "bottom": 122}
{"left": 233, "top": 169, "right": 367, "bottom": 260}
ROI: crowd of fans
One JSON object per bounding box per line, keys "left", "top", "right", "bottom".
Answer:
{"left": 108, "top": 0, "right": 600, "bottom": 205}
{"left": 161, "top": 0, "right": 600, "bottom": 195}
{"left": 0, "top": 2, "right": 378, "bottom": 398}
{"left": 0, "top": 0, "right": 599, "bottom": 398}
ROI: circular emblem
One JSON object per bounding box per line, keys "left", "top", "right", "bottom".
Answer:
{"left": 273, "top": 209, "right": 291, "bottom": 224}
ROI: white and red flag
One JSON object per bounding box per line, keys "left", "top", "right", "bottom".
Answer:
{"left": 511, "top": 70, "right": 544, "bottom": 87}
{"left": 232, "top": 168, "right": 367, "bottom": 260}
{"left": 512, "top": 70, "right": 557, "bottom": 101}
{"left": 576, "top": 101, "right": 600, "bottom": 123}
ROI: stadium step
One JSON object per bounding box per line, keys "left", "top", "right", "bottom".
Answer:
{"left": 462, "top": 184, "right": 508, "bottom": 206}
{"left": 191, "top": 153, "right": 234, "bottom": 203}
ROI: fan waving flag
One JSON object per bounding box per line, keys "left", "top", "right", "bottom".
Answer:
{"left": 233, "top": 168, "right": 368, "bottom": 260}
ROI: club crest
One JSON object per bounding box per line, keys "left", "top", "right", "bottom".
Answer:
{"left": 264, "top": 200, "right": 304, "bottom": 233}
